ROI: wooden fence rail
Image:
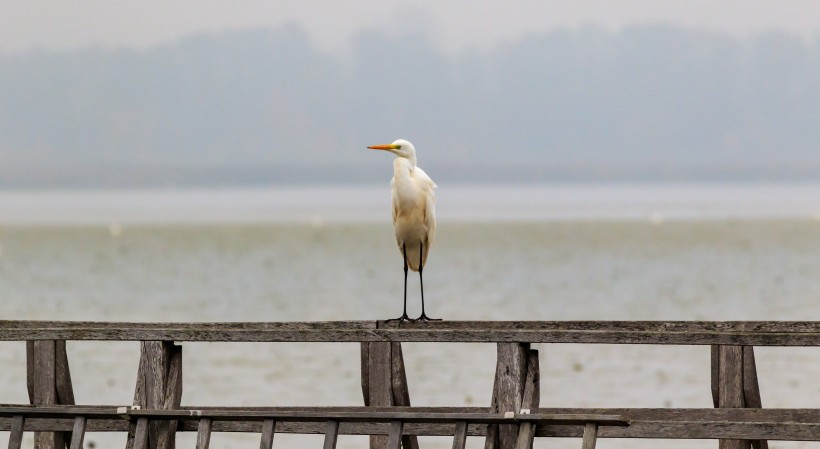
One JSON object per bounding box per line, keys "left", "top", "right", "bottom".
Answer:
{"left": 2, "top": 320, "right": 819, "bottom": 449}
{"left": 2, "top": 320, "right": 820, "bottom": 345}
{"left": 1, "top": 406, "right": 628, "bottom": 449}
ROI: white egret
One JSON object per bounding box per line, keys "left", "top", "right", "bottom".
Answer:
{"left": 368, "top": 139, "right": 439, "bottom": 321}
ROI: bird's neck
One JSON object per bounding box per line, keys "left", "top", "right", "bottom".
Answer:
{"left": 393, "top": 156, "right": 416, "bottom": 174}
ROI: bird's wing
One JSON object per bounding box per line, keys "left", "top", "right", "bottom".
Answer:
{"left": 390, "top": 177, "right": 399, "bottom": 227}
{"left": 415, "top": 167, "right": 437, "bottom": 246}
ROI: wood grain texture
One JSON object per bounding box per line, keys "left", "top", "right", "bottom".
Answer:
{"left": 367, "top": 342, "right": 392, "bottom": 449}
{"left": 160, "top": 343, "right": 183, "bottom": 449}
{"left": 133, "top": 418, "right": 149, "bottom": 449}
{"left": 259, "top": 419, "right": 275, "bottom": 449}
{"left": 485, "top": 359, "right": 500, "bottom": 449}
{"left": 719, "top": 345, "right": 749, "bottom": 449}
{"left": 6, "top": 408, "right": 820, "bottom": 440}
{"left": 322, "top": 420, "right": 339, "bottom": 449}
{"left": 8, "top": 416, "right": 24, "bottom": 449}
{"left": 496, "top": 343, "right": 529, "bottom": 449}
{"left": 514, "top": 350, "right": 540, "bottom": 449}
{"left": 386, "top": 420, "right": 403, "bottom": 449}
{"left": 390, "top": 342, "right": 420, "bottom": 449}
{"left": 360, "top": 342, "right": 370, "bottom": 406}
{"left": 31, "top": 340, "right": 64, "bottom": 449}
{"left": 8, "top": 320, "right": 820, "bottom": 332}
{"left": 5, "top": 321, "right": 820, "bottom": 345}
{"left": 711, "top": 345, "right": 720, "bottom": 408}
{"left": 581, "top": 423, "right": 598, "bottom": 449}
{"left": 195, "top": 419, "right": 212, "bottom": 449}
{"left": 143, "top": 341, "right": 168, "bottom": 449}
{"left": 54, "top": 341, "right": 75, "bottom": 406}
{"left": 452, "top": 421, "right": 468, "bottom": 449}
{"left": 26, "top": 342, "right": 35, "bottom": 403}
{"left": 742, "top": 346, "right": 768, "bottom": 449}
{"left": 68, "top": 417, "right": 86, "bottom": 449}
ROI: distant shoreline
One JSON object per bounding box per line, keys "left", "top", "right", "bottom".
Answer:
{"left": 0, "top": 183, "right": 818, "bottom": 224}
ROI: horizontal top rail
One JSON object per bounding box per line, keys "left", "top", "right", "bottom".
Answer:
{"left": 3, "top": 320, "right": 820, "bottom": 345}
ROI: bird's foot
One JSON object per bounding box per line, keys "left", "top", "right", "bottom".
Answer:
{"left": 415, "top": 313, "right": 442, "bottom": 322}
{"left": 386, "top": 313, "right": 412, "bottom": 323}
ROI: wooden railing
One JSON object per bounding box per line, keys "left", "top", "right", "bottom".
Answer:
{"left": 2, "top": 320, "right": 820, "bottom": 449}
{"left": 0, "top": 406, "right": 629, "bottom": 449}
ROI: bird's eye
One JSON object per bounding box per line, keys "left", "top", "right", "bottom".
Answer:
{"left": 395, "top": 145, "right": 402, "bottom": 149}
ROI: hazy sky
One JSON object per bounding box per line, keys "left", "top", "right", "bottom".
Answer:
{"left": 3, "top": 0, "right": 820, "bottom": 54}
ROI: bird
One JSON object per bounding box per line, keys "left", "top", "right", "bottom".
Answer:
{"left": 368, "top": 139, "right": 439, "bottom": 322}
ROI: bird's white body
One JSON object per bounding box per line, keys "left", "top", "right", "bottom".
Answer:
{"left": 391, "top": 156, "right": 436, "bottom": 272}
{"left": 368, "top": 139, "right": 437, "bottom": 272}
{"left": 368, "top": 138, "right": 438, "bottom": 321}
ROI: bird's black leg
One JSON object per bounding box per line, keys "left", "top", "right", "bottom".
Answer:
{"left": 417, "top": 241, "right": 441, "bottom": 321}
{"left": 388, "top": 243, "right": 411, "bottom": 322}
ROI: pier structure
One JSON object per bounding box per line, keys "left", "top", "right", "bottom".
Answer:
{"left": 2, "top": 320, "right": 820, "bottom": 449}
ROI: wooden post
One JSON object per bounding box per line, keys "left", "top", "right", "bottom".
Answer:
{"left": 514, "top": 350, "right": 540, "bottom": 449}
{"left": 581, "top": 423, "right": 598, "bottom": 449}
{"left": 742, "top": 347, "right": 768, "bottom": 449}
{"left": 259, "top": 419, "right": 276, "bottom": 449}
{"left": 128, "top": 341, "right": 183, "bottom": 449}
{"left": 27, "top": 340, "right": 74, "bottom": 449}
{"left": 195, "top": 419, "right": 212, "bottom": 449}
{"left": 365, "top": 341, "right": 392, "bottom": 448}
{"left": 8, "top": 415, "right": 25, "bottom": 449}
{"left": 68, "top": 417, "right": 87, "bottom": 449}
{"left": 485, "top": 343, "right": 530, "bottom": 449}
{"left": 322, "top": 420, "right": 339, "bottom": 449}
{"left": 387, "top": 421, "right": 404, "bottom": 449}
{"left": 452, "top": 421, "right": 468, "bottom": 449}
{"left": 361, "top": 325, "right": 419, "bottom": 449}
{"left": 715, "top": 345, "right": 750, "bottom": 449}
{"left": 391, "top": 342, "right": 420, "bottom": 449}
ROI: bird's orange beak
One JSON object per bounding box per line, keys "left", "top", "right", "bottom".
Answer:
{"left": 368, "top": 144, "right": 398, "bottom": 151}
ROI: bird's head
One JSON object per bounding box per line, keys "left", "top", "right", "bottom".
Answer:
{"left": 368, "top": 139, "right": 417, "bottom": 165}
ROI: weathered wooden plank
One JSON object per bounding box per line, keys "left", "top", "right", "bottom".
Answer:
{"left": 31, "top": 340, "right": 64, "bottom": 449}
{"left": 390, "top": 342, "right": 420, "bottom": 449}
{"left": 711, "top": 345, "right": 720, "bottom": 408}
{"left": 7, "top": 410, "right": 820, "bottom": 440}
{"left": 26, "top": 342, "right": 35, "bottom": 403}
{"left": 485, "top": 360, "right": 500, "bottom": 449}
{"left": 6, "top": 325, "right": 820, "bottom": 345}
{"left": 127, "top": 343, "right": 149, "bottom": 449}
{"left": 55, "top": 340, "right": 75, "bottom": 406}
{"left": 160, "top": 343, "right": 183, "bottom": 449}
{"left": 742, "top": 346, "right": 768, "bottom": 449}
{"left": 322, "top": 420, "right": 339, "bottom": 449}
{"left": 360, "top": 342, "right": 370, "bottom": 406}
{"left": 68, "top": 416, "right": 86, "bottom": 449}
{"left": 495, "top": 343, "right": 529, "bottom": 449}
{"left": 719, "top": 345, "right": 749, "bottom": 449}
{"left": 514, "top": 350, "right": 540, "bottom": 449}
{"left": 259, "top": 419, "right": 275, "bottom": 449}
{"left": 10, "top": 404, "right": 820, "bottom": 424}
{"left": 3, "top": 320, "right": 378, "bottom": 330}
{"left": 452, "top": 421, "right": 468, "bottom": 449}
{"left": 367, "top": 342, "right": 392, "bottom": 449}
{"left": 8, "top": 415, "right": 24, "bottom": 449}
{"left": 143, "top": 341, "right": 168, "bottom": 449}
{"left": 133, "top": 418, "right": 149, "bottom": 449}
{"left": 387, "top": 420, "right": 403, "bottom": 449}
{"left": 581, "top": 422, "right": 598, "bottom": 449}
{"left": 9, "top": 320, "right": 820, "bottom": 333}
{"left": 195, "top": 419, "right": 211, "bottom": 449}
